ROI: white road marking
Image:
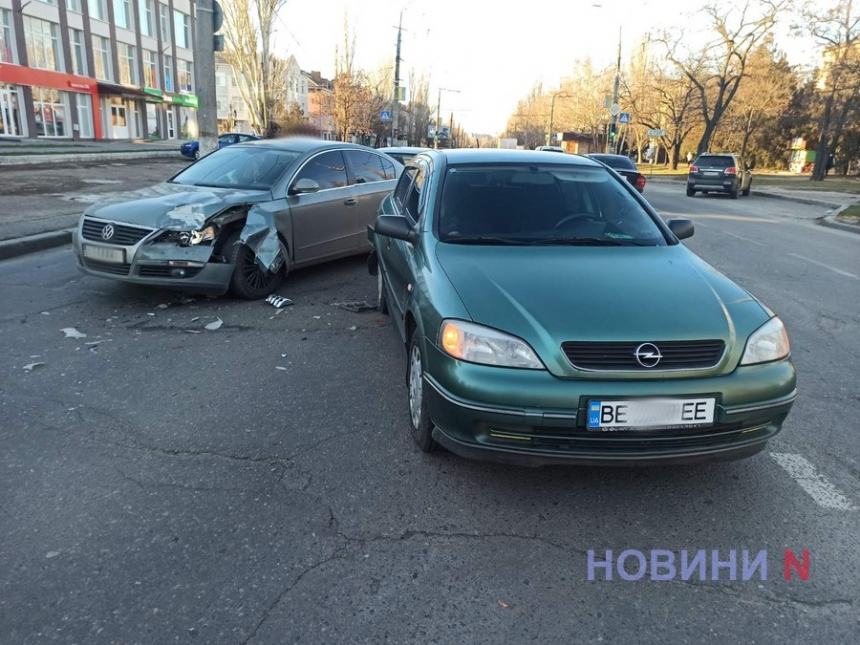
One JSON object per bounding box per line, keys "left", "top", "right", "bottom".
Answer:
{"left": 770, "top": 452, "right": 858, "bottom": 510}
{"left": 719, "top": 230, "right": 765, "bottom": 246}
{"left": 789, "top": 253, "right": 859, "bottom": 279}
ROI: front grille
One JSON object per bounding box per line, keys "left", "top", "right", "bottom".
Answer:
{"left": 562, "top": 340, "right": 725, "bottom": 371}
{"left": 83, "top": 259, "right": 131, "bottom": 276}
{"left": 82, "top": 218, "right": 153, "bottom": 245}
{"left": 138, "top": 265, "right": 203, "bottom": 278}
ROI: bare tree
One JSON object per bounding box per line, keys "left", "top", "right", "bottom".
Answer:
{"left": 402, "top": 69, "right": 432, "bottom": 146}
{"left": 657, "top": 0, "right": 786, "bottom": 154}
{"left": 220, "top": 0, "right": 289, "bottom": 136}
{"left": 795, "top": 0, "right": 860, "bottom": 179}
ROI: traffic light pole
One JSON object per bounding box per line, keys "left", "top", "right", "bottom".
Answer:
{"left": 608, "top": 26, "right": 622, "bottom": 154}
{"left": 391, "top": 12, "right": 403, "bottom": 146}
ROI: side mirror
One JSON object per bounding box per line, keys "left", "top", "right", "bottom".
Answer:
{"left": 289, "top": 178, "right": 321, "bottom": 195}
{"left": 666, "top": 217, "right": 695, "bottom": 240}
{"left": 374, "top": 214, "right": 418, "bottom": 244}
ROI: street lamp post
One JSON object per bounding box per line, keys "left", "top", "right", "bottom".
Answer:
{"left": 435, "top": 87, "right": 459, "bottom": 149}
{"left": 547, "top": 92, "right": 574, "bottom": 147}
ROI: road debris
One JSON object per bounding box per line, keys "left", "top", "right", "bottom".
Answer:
{"left": 266, "top": 294, "right": 294, "bottom": 308}
{"left": 60, "top": 327, "right": 86, "bottom": 338}
{"left": 23, "top": 362, "right": 46, "bottom": 372}
{"left": 275, "top": 366, "right": 289, "bottom": 371}
{"left": 498, "top": 600, "right": 510, "bottom": 609}
{"left": 204, "top": 318, "right": 223, "bottom": 331}
{"left": 333, "top": 301, "right": 376, "bottom": 313}
{"left": 347, "top": 325, "right": 357, "bottom": 331}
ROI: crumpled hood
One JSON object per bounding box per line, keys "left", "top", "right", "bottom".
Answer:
{"left": 435, "top": 243, "right": 768, "bottom": 373}
{"left": 83, "top": 184, "right": 272, "bottom": 230}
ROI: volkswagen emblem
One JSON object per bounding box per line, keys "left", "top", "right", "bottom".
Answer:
{"left": 634, "top": 342, "right": 662, "bottom": 368}
{"left": 101, "top": 224, "right": 115, "bottom": 240}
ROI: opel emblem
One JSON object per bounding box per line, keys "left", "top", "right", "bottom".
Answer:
{"left": 101, "top": 224, "right": 115, "bottom": 240}
{"left": 634, "top": 342, "right": 662, "bottom": 368}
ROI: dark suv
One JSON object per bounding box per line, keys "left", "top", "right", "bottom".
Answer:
{"left": 687, "top": 153, "right": 754, "bottom": 199}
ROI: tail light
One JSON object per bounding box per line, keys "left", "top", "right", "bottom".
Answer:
{"left": 689, "top": 165, "right": 698, "bottom": 173}
{"left": 635, "top": 174, "right": 646, "bottom": 189}
{"left": 725, "top": 167, "right": 737, "bottom": 174}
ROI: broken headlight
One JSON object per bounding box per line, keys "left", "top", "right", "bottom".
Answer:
{"left": 178, "top": 226, "right": 217, "bottom": 246}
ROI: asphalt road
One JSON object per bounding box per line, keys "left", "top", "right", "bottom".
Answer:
{"left": 1, "top": 184, "right": 858, "bottom": 644}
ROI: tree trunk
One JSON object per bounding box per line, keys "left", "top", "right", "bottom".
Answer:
{"left": 697, "top": 120, "right": 717, "bottom": 155}
{"left": 811, "top": 93, "right": 835, "bottom": 181}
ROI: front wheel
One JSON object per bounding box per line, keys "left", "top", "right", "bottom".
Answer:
{"left": 407, "top": 331, "right": 438, "bottom": 453}
{"left": 225, "top": 231, "right": 286, "bottom": 299}
{"left": 194, "top": 149, "right": 200, "bottom": 160}
{"left": 377, "top": 267, "right": 389, "bottom": 314}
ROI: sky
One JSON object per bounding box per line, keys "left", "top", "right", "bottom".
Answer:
{"left": 271, "top": 0, "right": 815, "bottom": 135}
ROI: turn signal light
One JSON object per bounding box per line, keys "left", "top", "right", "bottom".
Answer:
{"left": 441, "top": 322, "right": 462, "bottom": 357}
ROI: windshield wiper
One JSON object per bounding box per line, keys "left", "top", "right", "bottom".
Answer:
{"left": 527, "top": 236, "right": 633, "bottom": 246}
{"left": 191, "top": 182, "right": 225, "bottom": 188}
{"left": 444, "top": 236, "right": 527, "bottom": 245}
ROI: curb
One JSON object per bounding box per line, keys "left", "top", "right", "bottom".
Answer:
{"left": 0, "top": 150, "right": 181, "bottom": 165}
{"left": 751, "top": 190, "right": 844, "bottom": 210}
{"left": 818, "top": 216, "right": 860, "bottom": 234}
{"left": 0, "top": 229, "right": 73, "bottom": 261}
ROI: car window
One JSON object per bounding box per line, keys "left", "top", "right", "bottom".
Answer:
{"left": 295, "top": 151, "right": 349, "bottom": 190}
{"left": 381, "top": 156, "right": 398, "bottom": 179}
{"left": 393, "top": 167, "right": 417, "bottom": 212}
{"left": 403, "top": 164, "right": 426, "bottom": 222}
{"left": 345, "top": 150, "right": 388, "bottom": 184}
{"left": 218, "top": 134, "right": 237, "bottom": 144}
{"left": 437, "top": 164, "right": 666, "bottom": 246}
{"left": 238, "top": 134, "right": 256, "bottom": 142}
{"left": 694, "top": 155, "right": 734, "bottom": 168}
{"left": 590, "top": 155, "right": 636, "bottom": 170}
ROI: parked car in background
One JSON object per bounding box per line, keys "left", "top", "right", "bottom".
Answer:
{"left": 368, "top": 149, "right": 795, "bottom": 466}
{"left": 74, "top": 139, "right": 402, "bottom": 299}
{"left": 381, "top": 146, "right": 431, "bottom": 166}
{"left": 585, "top": 153, "right": 646, "bottom": 193}
{"left": 180, "top": 133, "right": 261, "bottom": 160}
{"left": 687, "top": 153, "right": 754, "bottom": 199}
{"left": 536, "top": 146, "right": 565, "bottom": 153}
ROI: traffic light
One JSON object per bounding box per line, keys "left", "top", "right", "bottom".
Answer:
{"left": 609, "top": 123, "right": 617, "bottom": 140}
{"left": 212, "top": 1, "right": 224, "bottom": 51}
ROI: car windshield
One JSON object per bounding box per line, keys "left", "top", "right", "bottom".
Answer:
{"left": 169, "top": 146, "right": 300, "bottom": 190}
{"left": 437, "top": 164, "right": 667, "bottom": 246}
{"left": 589, "top": 154, "right": 637, "bottom": 170}
{"left": 388, "top": 153, "right": 416, "bottom": 165}
{"left": 694, "top": 155, "right": 734, "bottom": 168}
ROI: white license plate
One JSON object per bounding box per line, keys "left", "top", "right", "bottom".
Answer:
{"left": 83, "top": 244, "right": 125, "bottom": 264}
{"left": 587, "top": 398, "right": 715, "bottom": 430}
{"left": 703, "top": 171, "right": 720, "bottom": 176}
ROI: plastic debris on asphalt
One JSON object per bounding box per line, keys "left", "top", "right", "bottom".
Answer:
{"left": 266, "top": 294, "right": 294, "bottom": 308}
{"left": 204, "top": 318, "right": 223, "bottom": 331}
{"left": 60, "top": 327, "right": 87, "bottom": 338}
{"left": 347, "top": 325, "right": 357, "bottom": 331}
{"left": 23, "top": 362, "right": 46, "bottom": 372}
{"left": 334, "top": 301, "right": 376, "bottom": 313}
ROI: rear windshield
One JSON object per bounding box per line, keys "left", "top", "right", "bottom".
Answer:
{"left": 437, "top": 164, "right": 667, "bottom": 246}
{"left": 694, "top": 155, "right": 734, "bottom": 168}
{"left": 589, "top": 155, "right": 637, "bottom": 170}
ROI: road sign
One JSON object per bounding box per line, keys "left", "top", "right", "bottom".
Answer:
{"left": 647, "top": 128, "right": 666, "bottom": 137}
{"left": 380, "top": 110, "right": 391, "bottom": 122}
{"left": 609, "top": 103, "right": 621, "bottom": 117}
{"left": 619, "top": 112, "right": 631, "bottom": 124}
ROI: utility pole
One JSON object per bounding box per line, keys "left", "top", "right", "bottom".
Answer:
{"left": 391, "top": 11, "right": 404, "bottom": 146}
{"left": 194, "top": 0, "right": 219, "bottom": 157}
{"left": 608, "top": 25, "right": 622, "bottom": 154}
{"left": 435, "top": 87, "right": 459, "bottom": 149}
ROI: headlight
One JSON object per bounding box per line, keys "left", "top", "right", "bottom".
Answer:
{"left": 439, "top": 319, "right": 544, "bottom": 369}
{"left": 178, "top": 226, "right": 216, "bottom": 246}
{"left": 740, "top": 317, "right": 790, "bottom": 365}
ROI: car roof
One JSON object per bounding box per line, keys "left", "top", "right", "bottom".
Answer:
{"left": 421, "top": 148, "right": 601, "bottom": 166}
{"left": 242, "top": 137, "right": 382, "bottom": 153}
{"left": 382, "top": 146, "right": 430, "bottom": 154}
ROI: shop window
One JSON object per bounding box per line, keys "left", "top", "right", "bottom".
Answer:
{"left": 32, "top": 87, "right": 69, "bottom": 138}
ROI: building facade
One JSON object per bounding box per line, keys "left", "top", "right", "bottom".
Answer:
{"left": 215, "top": 59, "right": 252, "bottom": 134}
{"left": 0, "top": 0, "right": 198, "bottom": 141}
{"left": 305, "top": 70, "right": 334, "bottom": 140}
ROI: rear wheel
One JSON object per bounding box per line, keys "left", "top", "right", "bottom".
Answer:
{"left": 194, "top": 149, "right": 200, "bottom": 160}
{"left": 686, "top": 186, "right": 696, "bottom": 197}
{"left": 729, "top": 183, "right": 739, "bottom": 199}
{"left": 742, "top": 180, "right": 751, "bottom": 197}
{"left": 225, "top": 231, "right": 285, "bottom": 299}
{"left": 407, "top": 331, "right": 438, "bottom": 453}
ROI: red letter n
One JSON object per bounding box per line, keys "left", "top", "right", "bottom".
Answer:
{"left": 784, "top": 550, "right": 810, "bottom": 581}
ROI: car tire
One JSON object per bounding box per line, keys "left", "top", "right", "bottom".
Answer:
{"left": 225, "top": 231, "right": 286, "bottom": 300}
{"left": 377, "top": 267, "right": 389, "bottom": 314}
{"left": 730, "top": 183, "right": 739, "bottom": 199}
{"left": 407, "top": 330, "right": 439, "bottom": 453}
{"left": 742, "top": 180, "right": 751, "bottom": 197}
{"left": 194, "top": 149, "right": 200, "bottom": 160}
{"left": 686, "top": 186, "right": 696, "bottom": 197}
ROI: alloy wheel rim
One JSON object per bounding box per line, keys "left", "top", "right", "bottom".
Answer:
{"left": 408, "top": 344, "right": 423, "bottom": 429}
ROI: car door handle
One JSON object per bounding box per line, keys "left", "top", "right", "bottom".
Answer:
{"left": 343, "top": 198, "right": 357, "bottom": 206}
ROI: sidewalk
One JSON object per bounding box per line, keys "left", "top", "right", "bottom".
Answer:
{"left": 0, "top": 138, "right": 184, "bottom": 165}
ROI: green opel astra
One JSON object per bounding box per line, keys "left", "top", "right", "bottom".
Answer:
{"left": 367, "top": 149, "right": 796, "bottom": 466}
